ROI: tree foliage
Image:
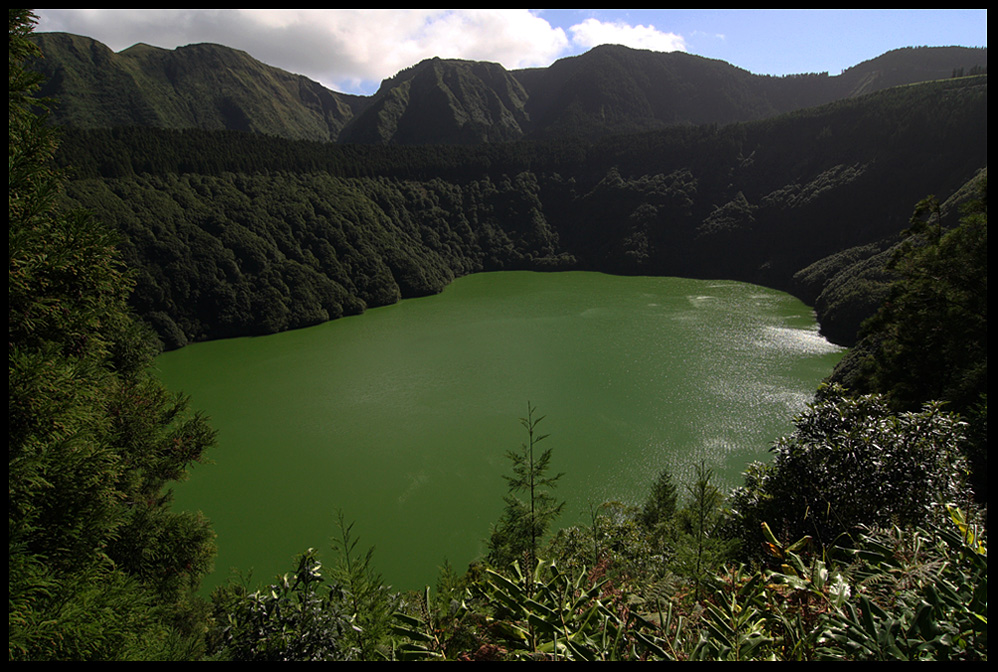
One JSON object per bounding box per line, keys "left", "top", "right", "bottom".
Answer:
{"left": 847, "top": 178, "right": 987, "bottom": 413}
{"left": 729, "top": 385, "right": 973, "bottom": 556}
{"left": 12, "top": 9, "right": 987, "bottom": 660}
{"left": 9, "top": 10, "right": 216, "bottom": 659}
{"left": 671, "top": 463, "right": 738, "bottom": 600}
{"left": 206, "top": 550, "right": 355, "bottom": 661}
{"left": 48, "top": 73, "right": 986, "bottom": 353}
{"left": 488, "top": 403, "right": 565, "bottom": 577}
{"left": 329, "top": 511, "right": 397, "bottom": 660}
{"left": 206, "top": 514, "right": 395, "bottom": 661}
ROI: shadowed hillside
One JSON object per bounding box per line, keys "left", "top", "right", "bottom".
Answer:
{"left": 30, "top": 32, "right": 368, "bottom": 140}
{"left": 30, "top": 33, "right": 986, "bottom": 144}
{"left": 53, "top": 75, "right": 987, "bottom": 350}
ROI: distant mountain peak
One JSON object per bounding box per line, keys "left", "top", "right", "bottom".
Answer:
{"left": 29, "top": 32, "right": 986, "bottom": 144}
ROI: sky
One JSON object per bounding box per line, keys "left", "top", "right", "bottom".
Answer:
{"left": 34, "top": 9, "right": 987, "bottom": 96}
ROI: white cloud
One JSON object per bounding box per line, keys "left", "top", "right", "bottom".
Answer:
{"left": 691, "top": 30, "right": 726, "bottom": 42}
{"left": 569, "top": 18, "right": 687, "bottom": 53}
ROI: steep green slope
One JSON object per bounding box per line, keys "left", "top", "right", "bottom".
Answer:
{"left": 515, "top": 45, "right": 988, "bottom": 140}
{"left": 339, "top": 57, "right": 531, "bottom": 144}
{"left": 31, "top": 32, "right": 365, "bottom": 140}
{"left": 835, "top": 45, "right": 989, "bottom": 96}
{"left": 515, "top": 45, "right": 787, "bottom": 138}
{"left": 30, "top": 32, "right": 986, "bottom": 144}
{"left": 56, "top": 75, "right": 986, "bottom": 351}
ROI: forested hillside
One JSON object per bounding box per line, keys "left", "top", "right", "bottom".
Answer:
{"left": 32, "top": 27, "right": 987, "bottom": 353}
{"left": 28, "top": 31, "right": 367, "bottom": 141}
{"left": 29, "top": 31, "right": 986, "bottom": 144}
{"left": 54, "top": 73, "right": 986, "bottom": 350}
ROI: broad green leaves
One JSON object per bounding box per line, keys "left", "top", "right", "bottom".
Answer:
{"left": 208, "top": 550, "right": 355, "bottom": 661}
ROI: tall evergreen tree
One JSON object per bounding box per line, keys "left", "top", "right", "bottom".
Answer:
{"left": 640, "top": 467, "right": 679, "bottom": 531}
{"left": 9, "top": 10, "right": 216, "bottom": 659}
{"left": 671, "top": 462, "right": 735, "bottom": 600}
{"left": 487, "top": 403, "right": 565, "bottom": 580}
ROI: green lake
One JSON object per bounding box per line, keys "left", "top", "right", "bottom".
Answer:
{"left": 158, "top": 271, "right": 844, "bottom": 592}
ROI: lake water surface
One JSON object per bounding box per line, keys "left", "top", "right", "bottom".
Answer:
{"left": 159, "top": 271, "right": 843, "bottom": 591}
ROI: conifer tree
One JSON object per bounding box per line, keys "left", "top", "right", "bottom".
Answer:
{"left": 672, "top": 462, "right": 735, "bottom": 600}
{"left": 330, "top": 511, "right": 396, "bottom": 660}
{"left": 487, "top": 403, "right": 565, "bottom": 579}
{"left": 9, "top": 10, "right": 216, "bottom": 659}
{"left": 640, "top": 467, "right": 679, "bottom": 531}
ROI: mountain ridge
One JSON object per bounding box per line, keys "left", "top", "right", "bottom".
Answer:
{"left": 30, "top": 32, "right": 986, "bottom": 144}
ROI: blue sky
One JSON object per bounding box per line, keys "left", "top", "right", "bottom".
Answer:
{"left": 35, "top": 9, "right": 986, "bottom": 95}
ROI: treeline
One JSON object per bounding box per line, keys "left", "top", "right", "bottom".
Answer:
{"left": 55, "top": 75, "right": 987, "bottom": 352}
{"left": 61, "top": 171, "right": 570, "bottom": 348}
{"left": 57, "top": 74, "right": 986, "bottom": 185}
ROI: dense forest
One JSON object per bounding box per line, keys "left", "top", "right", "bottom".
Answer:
{"left": 50, "top": 73, "right": 987, "bottom": 353}
{"left": 10, "top": 10, "right": 987, "bottom": 660}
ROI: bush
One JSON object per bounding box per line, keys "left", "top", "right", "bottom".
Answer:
{"left": 730, "top": 385, "right": 973, "bottom": 554}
